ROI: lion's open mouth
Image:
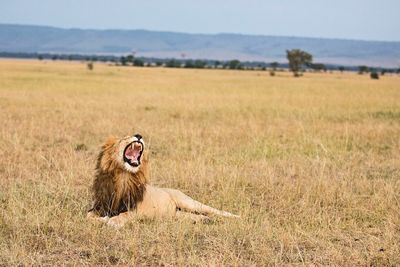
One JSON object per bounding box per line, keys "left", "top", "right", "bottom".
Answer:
{"left": 123, "top": 141, "right": 143, "bottom": 167}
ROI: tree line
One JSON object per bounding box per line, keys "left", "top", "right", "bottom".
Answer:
{"left": 1, "top": 51, "right": 398, "bottom": 76}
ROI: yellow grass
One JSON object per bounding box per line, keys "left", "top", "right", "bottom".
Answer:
{"left": 0, "top": 59, "right": 399, "bottom": 266}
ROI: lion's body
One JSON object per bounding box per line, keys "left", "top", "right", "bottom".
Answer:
{"left": 136, "top": 185, "right": 177, "bottom": 218}
{"left": 88, "top": 135, "right": 239, "bottom": 228}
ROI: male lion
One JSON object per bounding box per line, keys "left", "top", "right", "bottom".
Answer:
{"left": 87, "top": 134, "right": 239, "bottom": 228}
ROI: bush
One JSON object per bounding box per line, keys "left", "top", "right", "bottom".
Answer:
{"left": 370, "top": 72, "right": 379, "bottom": 79}
{"left": 87, "top": 62, "right": 94, "bottom": 70}
{"left": 293, "top": 72, "right": 302, "bottom": 77}
{"left": 269, "top": 70, "right": 275, "bottom": 76}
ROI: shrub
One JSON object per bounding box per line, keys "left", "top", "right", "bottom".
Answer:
{"left": 370, "top": 72, "right": 379, "bottom": 79}
{"left": 87, "top": 62, "right": 94, "bottom": 70}
{"left": 294, "top": 72, "right": 302, "bottom": 77}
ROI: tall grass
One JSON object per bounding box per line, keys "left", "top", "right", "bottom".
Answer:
{"left": 0, "top": 60, "right": 399, "bottom": 266}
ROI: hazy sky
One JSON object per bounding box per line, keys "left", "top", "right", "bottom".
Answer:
{"left": 1, "top": 0, "right": 399, "bottom": 41}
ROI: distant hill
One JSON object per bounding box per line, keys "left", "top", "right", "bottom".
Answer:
{"left": 1, "top": 24, "right": 399, "bottom": 67}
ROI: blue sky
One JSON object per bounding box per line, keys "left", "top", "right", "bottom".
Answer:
{"left": 1, "top": 0, "right": 399, "bottom": 41}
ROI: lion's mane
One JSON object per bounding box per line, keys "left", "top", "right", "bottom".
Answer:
{"left": 90, "top": 137, "right": 149, "bottom": 217}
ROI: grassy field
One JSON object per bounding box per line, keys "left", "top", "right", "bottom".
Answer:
{"left": 0, "top": 59, "right": 399, "bottom": 266}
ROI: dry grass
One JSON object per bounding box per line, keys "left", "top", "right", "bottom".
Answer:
{"left": 0, "top": 59, "right": 399, "bottom": 266}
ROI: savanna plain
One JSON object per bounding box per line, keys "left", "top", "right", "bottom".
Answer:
{"left": 0, "top": 60, "right": 399, "bottom": 266}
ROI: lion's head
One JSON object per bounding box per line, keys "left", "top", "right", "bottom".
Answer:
{"left": 97, "top": 134, "right": 147, "bottom": 175}
{"left": 91, "top": 134, "right": 149, "bottom": 217}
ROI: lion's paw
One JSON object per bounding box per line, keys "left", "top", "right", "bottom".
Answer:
{"left": 100, "top": 216, "right": 110, "bottom": 223}
{"left": 107, "top": 216, "right": 126, "bottom": 229}
{"left": 87, "top": 211, "right": 110, "bottom": 224}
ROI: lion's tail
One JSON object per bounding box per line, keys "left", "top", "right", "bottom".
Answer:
{"left": 163, "top": 188, "right": 240, "bottom": 218}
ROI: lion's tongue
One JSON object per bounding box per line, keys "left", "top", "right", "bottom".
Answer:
{"left": 126, "top": 144, "right": 140, "bottom": 162}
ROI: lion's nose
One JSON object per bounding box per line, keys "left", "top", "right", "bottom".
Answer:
{"left": 134, "top": 134, "right": 142, "bottom": 140}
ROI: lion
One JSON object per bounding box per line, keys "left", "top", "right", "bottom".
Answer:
{"left": 87, "top": 134, "right": 239, "bottom": 228}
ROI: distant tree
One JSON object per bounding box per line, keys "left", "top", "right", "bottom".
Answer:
{"left": 309, "top": 63, "right": 326, "bottom": 72}
{"left": 194, "top": 60, "right": 206, "bottom": 69}
{"left": 380, "top": 69, "right": 387, "bottom": 76}
{"left": 214, "top": 61, "right": 221, "bottom": 68}
{"left": 133, "top": 59, "right": 144, "bottom": 66}
{"left": 185, "top": 60, "right": 194, "bottom": 68}
{"left": 270, "top": 62, "right": 279, "bottom": 71}
{"left": 51, "top": 55, "right": 58, "bottom": 61}
{"left": 38, "top": 55, "right": 43, "bottom": 60}
{"left": 370, "top": 72, "right": 379, "bottom": 79}
{"left": 358, "top": 65, "right": 369, "bottom": 74}
{"left": 120, "top": 56, "right": 127, "bottom": 66}
{"left": 338, "top": 66, "right": 345, "bottom": 73}
{"left": 126, "top": 55, "right": 134, "bottom": 63}
{"left": 286, "top": 49, "right": 313, "bottom": 76}
{"left": 226, "top": 59, "right": 241, "bottom": 69}
{"left": 166, "top": 59, "right": 178, "bottom": 68}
